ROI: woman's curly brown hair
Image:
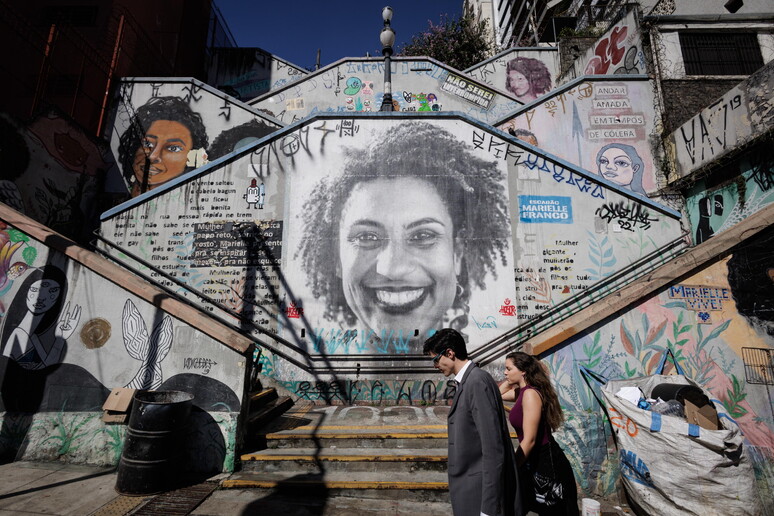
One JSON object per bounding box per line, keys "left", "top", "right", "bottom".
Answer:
{"left": 506, "top": 57, "right": 552, "bottom": 98}
{"left": 295, "top": 121, "right": 511, "bottom": 328}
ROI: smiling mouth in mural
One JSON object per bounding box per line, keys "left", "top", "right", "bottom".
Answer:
{"left": 370, "top": 286, "right": 429, "bottom": 313}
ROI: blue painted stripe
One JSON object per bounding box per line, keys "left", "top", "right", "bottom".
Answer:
{"left": 650, "top": 412, "right": 662, "bottom": 432}
{"left": 688, "top": 424, "right": 700, "bottom": 437}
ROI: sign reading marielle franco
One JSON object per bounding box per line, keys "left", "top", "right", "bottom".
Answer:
{"left": 518, "top": 195, "right": 573, "bottom": 224}
{"left": 191, "top": 221, "right": 283, "bottom": 268}
{"left": 441, "top": 73, "right": 495, "bottom": 109}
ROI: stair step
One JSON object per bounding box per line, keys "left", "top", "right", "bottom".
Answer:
{"left": 249, "top": 388, "right": 278, "bottom": 409}
{"left": 243, "top": 447, "right": 448, "bottom": 461}
{"left": 240, "top": 447, "right": 448, "bottom": 473}
{"left": 248, "top": 396, "right": 294, "bottom": 429}
{"left": 260, "top": 424, "right": 517, "bottom": 449}
{"left": 264, "top": 429, "right": 449, "bottom": 450}
{"left": 222, "top": 471, "right": 450, "bottom": 503}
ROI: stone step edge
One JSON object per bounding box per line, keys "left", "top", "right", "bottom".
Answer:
{"left": 264, "top": 428, "right": 517, "bottom": 439}
{"left": 265, "top": 432, "right": 449, "bottom": 439}
{"left": 278, "top": 424, "right": 447, "bottom": 431}
{"left": 240, "top": 453, "right": 447, "bottom": 462}
{"left": 249, "top": 388, "right": 278, "bottom": 404}
{"left": 221, "top": 479, "right": 448, "bottom": 490}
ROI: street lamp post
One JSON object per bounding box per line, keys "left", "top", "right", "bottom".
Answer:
{"left": 380, "top": 6, "right": 395, "bottom": 112}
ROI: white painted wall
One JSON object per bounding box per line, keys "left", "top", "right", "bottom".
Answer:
{"left": 249, "top": 57, "right": 522, "bottom": 125}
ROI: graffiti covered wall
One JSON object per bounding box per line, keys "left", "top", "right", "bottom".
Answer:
{"left": 0, "top": 215, "right": 246, "bottom": 472}
{"left": 207, "top": 48, "right": 307, "bottom": 101}
{"left": 98, "top": 114, "right": 682, "bottom": 383}
{"left": 669, "top": 61, "right": 774, "bottom": 181}
{"left": 544, "top": 226, "right": 774, "bottom": 504}
{"left": 466, "top": 48, "right": 560, "bottom": 105}
{"left": 0, "top": 110, "right": 108, "bottom": 242}
{"left": 249, "top": 57, "right": 522, "bottom": 125}
{"left": 108, "top": 78, "right": 282, "bottom": 198}
{"left": 498, "top": 77, "right": 664, "bottom": 195}
{"left": 685, "top": 147, "right": 774, "bottom": 245}
{"left": 559, "top": 9, "right": 646, "bottom": 84}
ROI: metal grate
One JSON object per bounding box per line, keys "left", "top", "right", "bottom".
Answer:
{"left": 742, "top": 347, "right": 774, "bottom": 385}
{"left": 131, "top": 482, "right": 218, "bottom": 515}
{"left": 680, "top": 32, "right": 764, "bottom": 75}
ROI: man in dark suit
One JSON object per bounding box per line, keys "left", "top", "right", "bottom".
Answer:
{"left": 424, "top": 329, "right": 523, "bottom": 516}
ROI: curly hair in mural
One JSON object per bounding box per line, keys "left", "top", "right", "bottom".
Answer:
{"left": 295, "top": 121, "right": 511, "bottom": 344}
{"left": 727, "top": 226, "right": 774, "bottom": 338}
{"left": 505, "top": 57, "right": 552, "bottom": 102}
{"left": 595, "top": 142, "right": 646, "bottom": 195}
{"left": 207, "top": 119, "right": 276, "bottom": 161}
{"left": 118, "top": 96, "right": 209, "bottom": 196}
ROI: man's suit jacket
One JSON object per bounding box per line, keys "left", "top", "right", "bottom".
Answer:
{"left": 447, "top": 363, "right": 523, "bottom": 516}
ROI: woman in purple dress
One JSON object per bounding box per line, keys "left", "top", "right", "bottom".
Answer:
{"left": 500, "top": 352, "right": 579, "bottom": 516}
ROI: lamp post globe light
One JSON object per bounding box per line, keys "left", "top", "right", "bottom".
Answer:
{"left": 380, "top": 6, "right": 395, "bottom": 111}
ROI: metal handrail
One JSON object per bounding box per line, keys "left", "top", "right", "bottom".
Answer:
{"left": 474, "top": 233, "right": 690, "bottom": 365}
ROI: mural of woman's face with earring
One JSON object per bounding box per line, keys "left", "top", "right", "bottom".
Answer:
{"left": 337, "top": 177, "right": 462, "bottom": 339}
{"left": 132, "top": 120, "right": 193, "bottom": 190}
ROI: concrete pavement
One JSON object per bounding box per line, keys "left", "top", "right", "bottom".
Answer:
{"left": 0, "top": 461, "right": 633, "bottom": 515}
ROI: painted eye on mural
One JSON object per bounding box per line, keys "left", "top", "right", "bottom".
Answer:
{"left": 348, "top": 231, "right": 383, "bottom": 249}
{"left": 141, "top": 139, "right": 155, "bottom": 150}
{"left": 407, "top": 229, "right": 441, "bottom": 248}
{"left": 166, "top": 144, "right": 184, "bottom": 153}
{"left": 614, "top": 158, "right": 632, "bottom": 168}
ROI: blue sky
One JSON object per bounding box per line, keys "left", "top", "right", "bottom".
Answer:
{"left": 215, "top": 1, "right": 463, "bottom": 70}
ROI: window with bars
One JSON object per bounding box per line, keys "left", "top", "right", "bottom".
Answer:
{"left": 742, "top": 347, "right": 774, "bottom": 386}
{"left": 679, "top": 32, "right": 764, "bottom": 76}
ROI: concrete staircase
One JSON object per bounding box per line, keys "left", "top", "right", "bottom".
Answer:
{"left": 224, "top": 402, "right": 469, "bottom": 513}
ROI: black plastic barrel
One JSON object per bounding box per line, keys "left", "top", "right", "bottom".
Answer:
{"left": 115, "top": 390, "right": 194, "bottom": 496}
{"left": 650, "top": 384, "right": 708, "bottom": 406}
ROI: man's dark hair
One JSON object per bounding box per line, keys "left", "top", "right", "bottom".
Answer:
{"left": 423, "top": 328, "right": 468, "bottom": 360}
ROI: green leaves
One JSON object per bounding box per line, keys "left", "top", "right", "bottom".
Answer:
{"left": 6, "top": 228, "right": 29, "bottom": 243}
{"left": 581, "top": 331, "right": 603, "bottom": 369}
{"left": 398, "top": 14, "right": 493, "bottom": 70}
{"left": 720, "top": 375, "right": 748, "bottom": 419}
{"left": 22, "top": 245, "right": 37, "bottom": 266}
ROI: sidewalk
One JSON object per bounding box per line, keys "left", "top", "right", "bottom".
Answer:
{"left": 0, "top": 461, "right": 633, "bottom": 515}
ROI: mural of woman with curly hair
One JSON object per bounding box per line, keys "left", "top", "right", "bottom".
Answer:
{"left": 506, "top": 57, "right": 552, "bottom": 103}
{"left": 294, "top": 122, "right": 511, "bottom": 352}
{"left": 207, "top": 119, "right": 276, "bottom": 161}
{"left": 118, "top": 96, "right": 209, "bottom": 197}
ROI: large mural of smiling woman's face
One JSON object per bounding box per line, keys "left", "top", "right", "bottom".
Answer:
{"left": 336, "top": 176, "right": 463, "bottom": 342}
{"left": 291, "top": 121, "right": 513, "bottom": 354}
